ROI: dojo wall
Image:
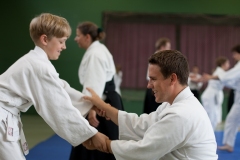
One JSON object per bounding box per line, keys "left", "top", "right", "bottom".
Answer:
{"left": 0, "top": 1, "right": 240, "bottom": 115}
{"left": 1, "top": 0, "right": 240, "bottom": 90}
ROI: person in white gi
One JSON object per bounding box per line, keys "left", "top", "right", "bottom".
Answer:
{"left": 70, "top": 21, "right": 124, "bottom": 160}
{"left": 203, "top": 44, "right": 240, "bottom": 152}
{"left": 0, "top": 13, "right": 109, "bottom": 160}
{"left": 114, "top": 65, "right": 123, "bottom": 96}
{"left": 83, "top": 50, "right": 218, "bottom": 160}
{"left": 188, "top": 66, "right": 203, "bottom": 100}
{"left": 143, "top": 37, "right": 171, "bottom": 114}
{"left": 201, "top": 56, "right": 230, "bottom": 130}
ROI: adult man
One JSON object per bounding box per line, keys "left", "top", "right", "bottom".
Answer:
{"left": 143, "top": 37, "right": 171, "bottom": 114}
{"left": 84, "top": 50, "right": 218, "bottom": 160}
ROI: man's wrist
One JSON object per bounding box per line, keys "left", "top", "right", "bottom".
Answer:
{"left": 106, "top": 139, "right": 113, "bottom": 153}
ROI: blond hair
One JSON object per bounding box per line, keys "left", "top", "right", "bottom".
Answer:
{"left": 29, "top": 13, "right": 71, "bottom": 43}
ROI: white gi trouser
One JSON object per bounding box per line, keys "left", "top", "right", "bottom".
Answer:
{"left": 0, "top": 105, "right": 28, "bottom": 160}
{"left": 217, "top": 91, "right": 224, "bottom": 124}
{"left": 223, "top": 90, "right": 240, "bottom": 147}
{"left": 201, "top": 87, "right": 223, "bottom": 130}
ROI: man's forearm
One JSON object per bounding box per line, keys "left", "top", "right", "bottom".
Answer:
{"left": 102, "top": 103, "right": 119, "bottom": 125}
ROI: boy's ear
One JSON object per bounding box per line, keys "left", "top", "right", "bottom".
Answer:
{"left": 39, "top": 34, "right": 48, "bottom": 45}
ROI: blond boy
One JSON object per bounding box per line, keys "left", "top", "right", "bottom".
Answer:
{"left": 0, "top": 13, "right": 108, "bottom": 160}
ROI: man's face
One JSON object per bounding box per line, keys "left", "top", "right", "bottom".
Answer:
{"left": 147, "top": 64, "right": 172, "bottom": 103}
{"left": 160, "top": 42, "right": 171, "bottom": 51}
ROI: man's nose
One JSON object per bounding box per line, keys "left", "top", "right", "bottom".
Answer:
{"left": 147, "top": 81, "right": 152, "bottom": 89}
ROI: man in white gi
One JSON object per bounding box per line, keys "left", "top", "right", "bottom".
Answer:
{"left": 0, "top": 13, "right": 108, "bottom": 160}
{"left": 83, "top": 50, "right": 218, "bottom": 160}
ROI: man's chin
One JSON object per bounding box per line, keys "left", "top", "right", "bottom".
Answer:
{"left": 155, "top": 99, "right": 160, "bottom": 103}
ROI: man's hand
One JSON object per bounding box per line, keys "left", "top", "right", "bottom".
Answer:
{"left": 106, "top": 139, "right": 113, "bottom": 154}
{"left": 84, "top": 88, "right": 119, "bottom": 126}
{"left": 82, "top": 138, "right": 96, "bottom": 150}
{"left": 83, "top": 88, "right": 106, "bottom": 110}
{"left": 87, "top": 109, "right": 99, "bottom": 127}
{"left": 93, "top": 106, "right": 111, "bottom": 120}
{"left": 82, "top": 132, "right": 109, "bottom": 152}
{"left": 91, "top": 132, "right": 110, "bottom": 153}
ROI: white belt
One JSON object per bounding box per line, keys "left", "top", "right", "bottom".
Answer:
{"left": 0, "top": 106, "right": 29, "bottom": 155}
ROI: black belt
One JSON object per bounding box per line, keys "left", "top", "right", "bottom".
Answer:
{"left": 104, "top": 77, "right": 115, "bottom": 93}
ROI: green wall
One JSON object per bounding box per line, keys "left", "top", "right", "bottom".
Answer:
{"left": 1, "top": 0, "right": 240, "bottom": 90}
{"left": 0, "top": 1, "right": 239, "bottom": 115}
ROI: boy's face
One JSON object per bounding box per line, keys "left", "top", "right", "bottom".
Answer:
{"left": 45, "top": 36, "right": 67, "bottom": 60}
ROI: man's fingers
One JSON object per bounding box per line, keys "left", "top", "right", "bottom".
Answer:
{"left": 83, "top": 96, "right": 91, "bottom": 101}
{"left": 86, "top": 87, "right": 94, "bottom": 95}
{"left": 102, "top": 142, "right": 108, "bottom": 153}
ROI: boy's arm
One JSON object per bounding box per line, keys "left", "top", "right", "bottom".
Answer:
{"left": 26, "top": 69, "right": 100, "bottom": 147}
{"left": 60, "top": 79, "right": 92, "bottom": 117}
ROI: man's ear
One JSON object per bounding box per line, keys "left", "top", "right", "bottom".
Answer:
{"left": 39, "top": 34, "right": 48, "bottom": 46}
{"left": 170, "top": 73, "right": 178, "bottom": 84}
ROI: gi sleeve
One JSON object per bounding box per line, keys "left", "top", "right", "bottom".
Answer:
{"left": 80, "top": 54, "right": 107, "bottom": 97}
{"left": 117, "top": 110, "right": 160, "bottom": 141}
{"left": 27, "top": 69, "right": 97, "bottom": 147}
{"left": 219, "top": 64, "right": 240, "bottom": 89}
{"left": 111, "top": 113, "right": 188, "bottom": 160}
{"left": 60, "top": 79, "right": 92, "bottom": 117}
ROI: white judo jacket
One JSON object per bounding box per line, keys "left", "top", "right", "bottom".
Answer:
{"left": 78, "top": 41, "right": 116, "bottom": 98}
{"left": 111, "top": 87, "right": 218, "bottom": 160}
{"left": 0, "top": 46, "right": 97, "bottom": 148}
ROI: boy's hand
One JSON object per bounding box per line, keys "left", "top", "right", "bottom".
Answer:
{"left": 87, "top": 109, "right": 99, "bottom": 127}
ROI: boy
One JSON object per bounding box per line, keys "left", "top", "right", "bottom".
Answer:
{"left": 0, "top": 13, "right": 108, "bottom": 160}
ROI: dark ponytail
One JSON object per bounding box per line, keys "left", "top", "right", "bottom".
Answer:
{"left": 77, "top": 22, "right": 106, "bottom": 42}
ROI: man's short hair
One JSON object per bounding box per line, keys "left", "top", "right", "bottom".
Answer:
{"left": 231, "top": 44, "right": 240, "bottom": 54}
{"left": 148, "top": 50, "right": 189, "bottom": 85}
{"left": 155, "top": 37, "right": 170, "bottom": 50}
{"left": 29, "top": 13, "right": 71, "bottom": 43}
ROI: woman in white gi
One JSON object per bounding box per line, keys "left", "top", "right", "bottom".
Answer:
{"left": 0, "top": 13, "right": 109, "bottom": 160}
{"left": 203, "top": 44, "right": 240, "bottom": 152}
{"left": 201, "top": 56, "right": 230, "bottom": 130}
{"left": 83, "top": 50, "right": 218, "bottom": 160}
{"left": 70, "top": 21, "right": 124, "bottom": 160}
